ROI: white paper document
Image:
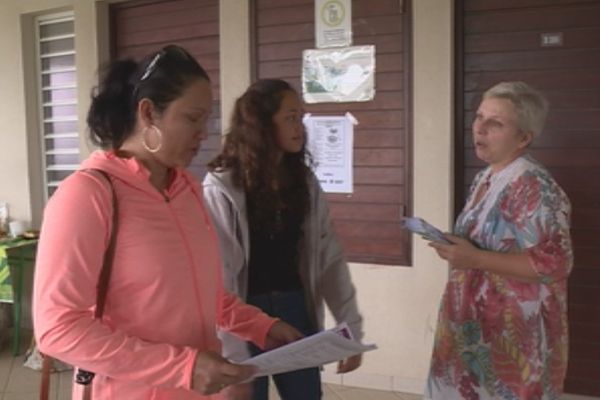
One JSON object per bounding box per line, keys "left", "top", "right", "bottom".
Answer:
{"left": 304, "top": 113, "right": 355, "bottom": 193}
{"left": 240, "top": 323, "right": 377, "bottom": 377}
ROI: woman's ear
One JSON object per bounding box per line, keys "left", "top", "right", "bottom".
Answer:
{"left": 137, "top": 98, "right": 156, "bottom": 127}
{"left": 519, "top": 131, "right": 534, "bottom": 149}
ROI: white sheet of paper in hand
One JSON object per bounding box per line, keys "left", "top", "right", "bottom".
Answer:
{"left": 240, "top": 322, "right": 376, "bottom": 377}
{"left": 401, "top": 217, "right": 452, "bottom": 244}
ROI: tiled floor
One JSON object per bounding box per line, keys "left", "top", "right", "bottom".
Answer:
{"left": 270, "top": 383, "right": 421, "bottom": 400}
{"left": 0, "top": 333, "right": 597, "bottom": 399}
{"left": 0, "top": 350, "right": 422, "bottom": 400}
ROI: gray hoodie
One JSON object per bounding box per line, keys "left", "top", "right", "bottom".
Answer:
{"left": 203, "top": 170, "right": 363, "bottom": 361}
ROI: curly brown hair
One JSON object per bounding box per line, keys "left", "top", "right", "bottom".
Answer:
{"left": 208, "top": 79, "right": 313, "bottom": 232}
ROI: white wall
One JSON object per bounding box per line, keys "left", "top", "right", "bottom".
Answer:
{"left": 219, "top": 0, "right": 251, "bottom": 133}
{"left": 0, "top": 0, "right": 454, "bottom": 394}
{"left": 0, "top": 0, "right": 101, "bottom": 228}
{"left": 0, "top": 1, "right": 33, "bottom": 226}
{"left": 326, "top": 0, "right": 454, "bottom": 393}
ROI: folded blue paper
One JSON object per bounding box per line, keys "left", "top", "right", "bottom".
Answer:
{"left": 401, "top": 217, "right": 452, "bottom": 244}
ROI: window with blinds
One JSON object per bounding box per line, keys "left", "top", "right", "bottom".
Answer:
{"left": 35, "top": 12, "right": 79, "bottom": 199}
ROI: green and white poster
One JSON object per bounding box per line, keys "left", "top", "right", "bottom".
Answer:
{"left": 302, "top": 45, "right": 375, "bottom": 103}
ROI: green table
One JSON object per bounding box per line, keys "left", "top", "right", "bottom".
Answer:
{"left": 0, "top": 237, "right": 38, "bottom": 355}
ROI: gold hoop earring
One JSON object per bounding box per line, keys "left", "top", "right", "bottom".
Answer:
{"left": 141, "top": 125, "right": 162, "bottom": 153}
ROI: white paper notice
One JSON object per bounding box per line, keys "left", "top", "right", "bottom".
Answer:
{"left": 240, "top": 323, "right": 376, "bottom": 377}
{"left": 304, "top": 113, "right": 355, "bottom": 193}
{"left": 315, "top": 0, "right": 352, "bottom": 48}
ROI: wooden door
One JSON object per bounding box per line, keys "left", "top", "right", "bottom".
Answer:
{"left": 110, "top": 0, "right": 220, "bottom": 180}
{"left": 253, "top": 0, "right": 412, "bottom": 265}
{"left": 457, "top": 0, "right": 600, "bottom": 395}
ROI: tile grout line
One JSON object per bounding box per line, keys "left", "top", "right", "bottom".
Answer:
{"left": 325, "top": 383, "right": 345, "bottom": 400}
{"left": 0, "top": 337, "right": 16, "bottom": 400}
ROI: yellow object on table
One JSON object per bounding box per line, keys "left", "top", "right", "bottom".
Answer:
{"left": 0, "top": 237, "right": 38, "bottom": 355}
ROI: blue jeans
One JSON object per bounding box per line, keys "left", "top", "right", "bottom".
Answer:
{"left": 247, "top": 290, "right": 322, "bottom": 400}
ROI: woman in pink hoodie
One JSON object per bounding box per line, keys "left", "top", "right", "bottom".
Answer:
{"left": 33, "top": 45, "right": 300, "bottom": 400}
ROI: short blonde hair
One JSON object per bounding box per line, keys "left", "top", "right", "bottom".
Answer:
{"left": 483, "top": 81, "right": 549, "bottom": 138}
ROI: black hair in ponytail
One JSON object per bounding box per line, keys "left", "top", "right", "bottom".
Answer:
{"left": 87, "top": 45, "right": 210, "bottom": 149}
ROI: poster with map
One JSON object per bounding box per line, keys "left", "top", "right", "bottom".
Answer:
{"left": 302, "top": 45, "right": 375, "bottom": 103}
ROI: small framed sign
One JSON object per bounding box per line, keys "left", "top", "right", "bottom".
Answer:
{"left": 315, "top": 0, "right": 352, "bottom": 48}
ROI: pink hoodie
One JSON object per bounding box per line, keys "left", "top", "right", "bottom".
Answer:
{"left": 33, "top": 151, "right": 276, "bottom": 399}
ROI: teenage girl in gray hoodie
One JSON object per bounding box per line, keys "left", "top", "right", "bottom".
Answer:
{"left": 203, "top": 79, "right": 364, "bottom": 400}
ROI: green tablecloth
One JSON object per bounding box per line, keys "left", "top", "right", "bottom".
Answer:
{"left": 0, "top": 237, "right": 38, "bottom": 303}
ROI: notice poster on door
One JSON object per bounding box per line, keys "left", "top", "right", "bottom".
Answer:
{"left": 303, "top": 113, "right": 356, "bottom": 193}
{"left": 315, "top": 0, "right": 352, "bottom": 48}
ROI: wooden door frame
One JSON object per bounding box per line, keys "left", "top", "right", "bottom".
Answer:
{"left": 453, "top": 0, "right": 466, "bottom": 219}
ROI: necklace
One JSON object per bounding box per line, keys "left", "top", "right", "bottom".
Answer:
{"left": 472, "top": 173, "right": 492, "bottom": 208}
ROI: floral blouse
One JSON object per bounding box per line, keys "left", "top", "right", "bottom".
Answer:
{"left": 426, "top": 155, "right": 573, "bottom": 400}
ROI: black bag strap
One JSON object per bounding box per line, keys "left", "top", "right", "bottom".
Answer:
{"left": 40, "top": 169, "right": 119, "bottom": 400}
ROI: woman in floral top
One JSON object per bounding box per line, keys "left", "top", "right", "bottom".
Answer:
{"left": 426, "top": 82, "right": 573, "bottom": 400}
